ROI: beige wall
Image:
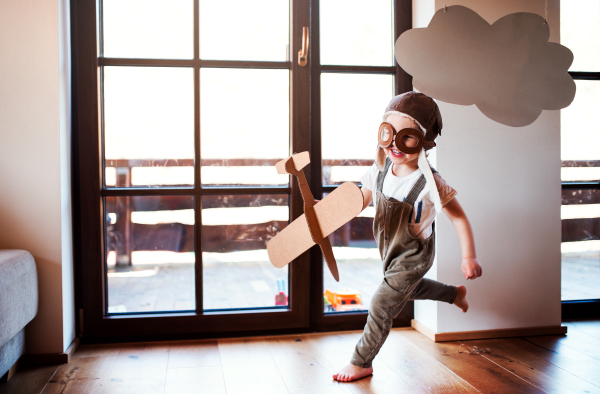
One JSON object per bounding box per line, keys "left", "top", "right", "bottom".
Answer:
{"left": 415, "top": 0, "right": 562, "bottom": 333}
{"left": 0, "top": 0, "right": 74, "bottom": 353}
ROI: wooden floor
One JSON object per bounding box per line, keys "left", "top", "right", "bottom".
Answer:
{"left": 2, "top": 319, "right": 599, "bottom": 394}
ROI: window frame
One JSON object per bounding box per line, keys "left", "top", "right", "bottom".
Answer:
{"left": 561, "top": 68, "right": 600, "bottom": 317}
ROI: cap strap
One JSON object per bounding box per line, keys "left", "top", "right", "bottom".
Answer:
{"left": 376, "top": 157, "right": 393, "bottom": 193}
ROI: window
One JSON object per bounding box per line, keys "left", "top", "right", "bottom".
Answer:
{"left": 560, "top": 1, "right": 600, "bottom": 303}
{"left": 72, "top": 0, "right": 411, "bottom": 338}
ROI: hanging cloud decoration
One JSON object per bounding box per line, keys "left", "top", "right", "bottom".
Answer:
{"left": 395, "top": 5, "right": 576, "bottom": 127}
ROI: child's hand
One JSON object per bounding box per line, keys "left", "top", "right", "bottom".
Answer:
{"left": 461, "top": 258, "right": 482, "bottom": 280}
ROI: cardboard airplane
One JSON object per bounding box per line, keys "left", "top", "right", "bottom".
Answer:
{"left": 266, "top": 152, "right": 364, "bottom": 281}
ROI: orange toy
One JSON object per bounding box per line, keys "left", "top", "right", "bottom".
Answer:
{"left": 324, "top": 288, "right": 364, "bottom": 312}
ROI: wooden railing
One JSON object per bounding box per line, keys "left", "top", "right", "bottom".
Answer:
{"left": 105, "top": 159, "right": 599, "bottom": 265}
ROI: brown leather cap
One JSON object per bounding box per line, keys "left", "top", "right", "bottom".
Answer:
{"left": 384, "top": 92, "right": 443, "bottom": 147}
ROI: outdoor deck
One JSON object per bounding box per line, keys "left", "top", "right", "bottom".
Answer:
{"left": 106, "top": 251, "right": 600, "bottom": 314}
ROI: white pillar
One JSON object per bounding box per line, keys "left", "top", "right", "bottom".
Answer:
{"left": 415, "top": 0, "right": 562, "bottom": 335}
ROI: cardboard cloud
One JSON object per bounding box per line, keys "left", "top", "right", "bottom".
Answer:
{"left": 395, "top": 5, "right": 576, "bottom": 127}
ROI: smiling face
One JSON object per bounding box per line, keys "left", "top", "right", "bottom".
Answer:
{"left": 383, "top": 114, "right": 422, "bottom": 167}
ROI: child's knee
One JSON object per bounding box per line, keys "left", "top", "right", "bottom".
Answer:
{"left": 383, "top": 271, "right": 423, "bottom": 295}
{"left": 369, "top": 280, "right": 411, "bottom": 318}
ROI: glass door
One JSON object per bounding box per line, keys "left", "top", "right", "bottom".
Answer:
{"left": 74, "top": 0, "right": 311, "bottom": 338}
{"left": 74, "top": 0, "right": 411, "bottom": 338}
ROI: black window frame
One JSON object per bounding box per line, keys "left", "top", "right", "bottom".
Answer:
{"left": 561, "top": 71, "right": 600, "bottom": 319}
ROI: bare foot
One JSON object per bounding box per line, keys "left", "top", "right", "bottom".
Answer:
{"left": 332, "top": 363, "right": 373, "bottom": 382}
{"left": 454, "top": 285, "right": 469, "bottom": 313}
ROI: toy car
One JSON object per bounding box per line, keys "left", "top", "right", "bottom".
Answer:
{"left": 324, "top": 288, "right": 366, "bottom": 312}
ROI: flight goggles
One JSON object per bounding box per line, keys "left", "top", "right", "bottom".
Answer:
{"left": 377, "top": 122, "right": 424, "bottom": 154}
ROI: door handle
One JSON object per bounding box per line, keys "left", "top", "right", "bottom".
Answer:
{"left": 298, "top": 27, "right": 309, "bottom": 66}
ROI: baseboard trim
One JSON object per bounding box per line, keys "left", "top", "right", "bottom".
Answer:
{"left": 411, "top": 319, "right": 567, "bottom": 342}
{"left": 22, "top": 338, "right": 79, "bottom": 365}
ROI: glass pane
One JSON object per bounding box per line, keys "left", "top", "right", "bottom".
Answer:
{"left": 561, "top": 0, "right": 600, "bottom": 71}
{"left": 202, "top": 195, "right": 289, "bottom": 310}
{"left": 561, "top": 80, "right": 600, "bottom": 182}
{"left": 323, "top": 193, "right": 379, "bottom": 313}
{"left": 321, "top": 73, "right": 394, "bottom": 184}
{"left": 103, "top": 0, "right": 193, "bottom": 59}
{"left": 200, "top": 0, "right": 289, "bottom": 61}
{"left": 200, "top": 68, "right": 290, "bottom": 186}
{"left": 561, "top": 189, "right": 600, "bottom": 300}
{"left": 104, "top": 67, "right": 194, "bottom": 187}
{"left": 106, "top": 195, "right": 195, "bottom": 313}
{"left": 320, "top": 0, "right": 393, "bottom": 66}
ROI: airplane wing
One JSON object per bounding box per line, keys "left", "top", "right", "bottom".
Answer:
{"left": 267, "top": 182, "right": 363, "bottom": 269}
{"left": 267, "top": 212, "right": 314, "bottom": 268}
{"left": 314, "top": 182, "right": 364, "bottom": 237}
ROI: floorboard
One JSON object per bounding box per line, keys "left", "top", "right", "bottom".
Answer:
{"left": 3, "top": 320, "right": 600, "bottom": 394}
{"left": 103, "top": 342, "right": 170, "bottom": 394}
{"left": 457, "top": 337, "right": 600, "bottom": 394}
{"left": 399, "top": 329, "right": 545, "bottom": 394}
{"left": 323, "top": 352, "right": 417, "bottom": 394}
{"left": 521, "top": 335, "right": 600, "bottom": 388}
{"left": 164, "top": 366, "right": 226, "bottom": 394}
{"left": 218, "top": 338, "right": 289, "bottom": 394}
{"left": 383, "top": 330, "right": 480, "bottom": 394}
{"left": 0, "top": 365, "right": 58, "bottom": 394}
{"left": 563, "top": 319, "right": 600, "bottom": 339}
{"left": 168, "top": 340, "right": 221, "bottom": 369}
{"left": 41, "top": 355, "right": 117, "bottom": 394}
{"left": 265, "top": 335, "right": 353, "bottom": 394}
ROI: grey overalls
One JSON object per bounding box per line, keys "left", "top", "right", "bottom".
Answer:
{"left": 350, "top": 158, "right": 458, "bottom": 368}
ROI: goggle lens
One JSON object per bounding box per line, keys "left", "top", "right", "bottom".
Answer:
{"left": 378, "top": 122, "right": 394, "bottom": 147}
{"left": 394, "top": 128, "right": 423, "bottom": 154}
{"left": 378, "top": 122, "right": 424, "bottom": 154}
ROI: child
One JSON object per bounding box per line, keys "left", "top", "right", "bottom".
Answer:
{"left": 333, "top": 92, "right": 482, "bottom": 382}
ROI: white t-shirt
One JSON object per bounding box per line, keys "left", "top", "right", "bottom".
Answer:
{"left": 360, "top": 164, "right": 457, "bottom": 239}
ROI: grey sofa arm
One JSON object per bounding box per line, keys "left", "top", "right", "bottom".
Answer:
{"left": 0, "top": 250, "right": 38, "bottom": 349}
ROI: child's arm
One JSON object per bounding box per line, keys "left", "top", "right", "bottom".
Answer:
{"left": 442, "top": 198, "right": 482, "bottom": 280}
{"left": 361, "top": 187, "right": 373, "bottom": 210}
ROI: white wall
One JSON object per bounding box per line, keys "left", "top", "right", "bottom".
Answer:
{"left": 0, "top": 0, "right": 74, "bottom": 354}
{"left": 415, "top": 0, "right": 562, "bottom": 333}
{"left": 412, "top": 0, "right": 435, "bottom": 29}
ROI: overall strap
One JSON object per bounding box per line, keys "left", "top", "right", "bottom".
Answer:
{"left": 376, "top": 158, "right": 393, "bottom": 193}
{"left": 404, "top": 174, "right": 427, "bottom": 206}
